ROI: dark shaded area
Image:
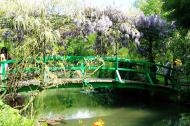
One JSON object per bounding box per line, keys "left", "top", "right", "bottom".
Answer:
{"left": 3, "top": 94, "right": 25, "bottom": 109}
{"left": 93, "top": 88, "right": 190, "bottom": 108}
{"left": 163, "top": 0, "right": 190, "bottom": 28}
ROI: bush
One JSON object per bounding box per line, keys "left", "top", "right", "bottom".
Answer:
{"left": 0, "top": 100, "right": 35, "bottom": 126}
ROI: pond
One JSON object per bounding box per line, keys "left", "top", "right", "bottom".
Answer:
{"left": 34, "top": 89, "right": 190, "bottom": 126}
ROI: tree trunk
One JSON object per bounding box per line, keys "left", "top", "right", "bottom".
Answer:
{"left": 149, "top": 38, "right": 153, "bottom": 61}
{"left": 149, "top": 38, "right": 157, "bottom": 83}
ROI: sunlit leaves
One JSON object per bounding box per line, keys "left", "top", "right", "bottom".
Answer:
{"left": 167, "top": 30, "right": 190, "bottom": 62}
{"left": 136, "top": 0, "right": 164, "bottom": 16}
{"left": 0, "top": 100, "right": 35, "bottom": 126}
{"left": 65, "top": 33, "right": 97, "bottom": 56}
{"left": 0, "top": 0, "right": 46, "bottom": 17}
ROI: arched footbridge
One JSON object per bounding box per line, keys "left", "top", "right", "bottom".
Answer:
{"left": 0, "top": 56, "right": 189, "bottom": 94}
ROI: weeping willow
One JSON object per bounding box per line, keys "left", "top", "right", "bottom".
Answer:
{"left": 0, "top": 0, "right": 75, "bottom": 114}
{"left": 0, "top": 0, "right": 85, "bottom": 125}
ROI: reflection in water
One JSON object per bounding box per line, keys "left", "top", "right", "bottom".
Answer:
{"left": 34, "top": 89, "right": 190, "bottom": 126}
{"left": 64, "top": 110, "right": 96, "bottom": 120}
{"left": 48, "top": 112, "right": 53, "bottom": 119}
{"left": 154, "top": 113, "right": 190, "bottom": 126}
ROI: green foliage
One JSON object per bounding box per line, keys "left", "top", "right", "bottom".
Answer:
{"left": 153, "top": 113, "right": 190, "bottom": 126}
{"left": 118, "top": 46, "right": 144, "bottom": 60}
{"left": 136, "top": 0, "right": 164, "bottom": 16}
{"left": 163, "top": 0, "right": 190, "bottom": 28}
{"left": 0, "top": 100, "right": 35, "bottom": 126}
{"left": 65, "top": 34, "right": 97, "bottom": 56}
{"left": 118, "top": 48, "right": 129, "bottom": 58}
{"left": 166, "top": 30, "right": 190, "bottom": 63}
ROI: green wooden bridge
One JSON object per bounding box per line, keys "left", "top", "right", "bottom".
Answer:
{"left": 0, "top": 56, "right": 189, "bottom": 94}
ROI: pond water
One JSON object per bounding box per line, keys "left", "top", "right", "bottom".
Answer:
{"left": 34, "top": 89, "right": 190, "bottom": 126}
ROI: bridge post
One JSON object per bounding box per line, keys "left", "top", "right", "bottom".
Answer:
{"left": 81, "top": 63, "right": 85, "bottom": 79}
{"left": 115, "top": 57, "right": 119, "bottom": 81}
{"left": 81, "top": 59, "right": 86, "bottom": 84}
{"left": 144, "top": 62, "right": 153, "bottom": 85}
{"left": 1, "top": 62, "right": 7, "bottom": 92}
{"left": 172, "top": 79, "right": 181, "bottom": 91}
{"left": 43, "top": 56, "right": 49, "bottom": 85}
{"left": 114, "top": 57, "right": 124, "bottom": 83}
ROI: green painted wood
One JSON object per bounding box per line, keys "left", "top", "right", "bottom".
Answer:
{"left": 13, "top": 81, "right": 179, "bottom": 94}
{"left": 0, "top": 56, "right": 188, "bottom": 94}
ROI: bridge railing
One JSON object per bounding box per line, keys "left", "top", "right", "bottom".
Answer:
{"left": 41, "top": 56, "right": 154, "bottom": 85}
{"left": 1, "top": 55, "right": 189, "bottom": 92}
{"left": 150, "top": 63, "right": 190, "bottom": 90}
{"left": 0, "top": 56, "right": 152, "bottom": 84}
{"left": 0, "top": 60, "right": 16, "bottom": 91}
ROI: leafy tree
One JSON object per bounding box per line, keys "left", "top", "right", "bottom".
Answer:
{"left": 167, "top": 30, "right": 190, "bottom": 64}
{"left": 0, "top": 1, "right": 65, "bottom": 125}
{"left": 163, "top": 0, "right": 190, "bottom": 28}
{"left": 65, "top": 33, "right": 97, "bottom": 56}
{"left": 136, "top": 0, "right": 164, "bottom": 16}
{"left": 135, "top": 14, "right": 174, "bottom": 82}
{"left": 135, "top": 15, "right": 173, "bottom": 61}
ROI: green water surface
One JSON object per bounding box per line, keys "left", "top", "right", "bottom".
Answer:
{"left": 34, "top": 89, "right": 190, "bottom": 126}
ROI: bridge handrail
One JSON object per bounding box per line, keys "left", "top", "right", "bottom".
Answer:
{"left": 1, "top": 56, "right": 187, "bottom": 92}
{"left": 0, "top": 56, "right": 182, "bottom": 76}
{"left": 0, "top": 56, "right": 152, "bottom": 86}
{"left": 0, "top": 56, "right": 148, "bottom": 64}
{"left": 40, "top": 55, "right": 148, "bottom": 63}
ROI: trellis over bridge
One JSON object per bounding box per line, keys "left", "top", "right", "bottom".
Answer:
{"left": 0, "top": 56, "right": 189, "bottom": 94}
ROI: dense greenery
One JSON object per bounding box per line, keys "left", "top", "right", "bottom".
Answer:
{"left": 135, "top": 14, "right": 173, "bottom": 61}
{"left": 0, "top": 0, "right": 190, "bottom": 125}
{"left": 163, "top": 0, "right": 190, "bottom": 28}
{"left": 136, "top": 0, "right": 164, "bottom": 16}
{"left": 0, "top": 100, "right": 38, "bottom": 126}
{"left": 138, "top": 0, "right": 189, "bottom": 62}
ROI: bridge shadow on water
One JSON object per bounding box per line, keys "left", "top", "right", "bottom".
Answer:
{"left": 92, "top": 88, "right": 190, "bottom": 126}
{"left": 92, "top": 88, "right": 190, "bottom": 110}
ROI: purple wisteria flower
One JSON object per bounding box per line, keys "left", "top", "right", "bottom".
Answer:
{"left": 135, "top": 15, "right": 173, "bottom": 40}
{"left": 3, "top": 31, "right": 12, "bottom": 39}
{"left": 73, "top": 18, "right": 82, "bottom": 27}
{"left": 70, "top": 8, "right": 142, "bottom": 52}
{"left": 57, "top": 41, "right": 65, "bottom": 46}
{"left": 120, "top": 22, "right": 141, "bottom": 46}
{"left": 104, "top": 8, "right": 127, "bottom": 23}
{"left": 95, "top": 16, "right": 112, "bottom": 34}
{"left": 83, "top": 20, "right": 96, "bottom": 35}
